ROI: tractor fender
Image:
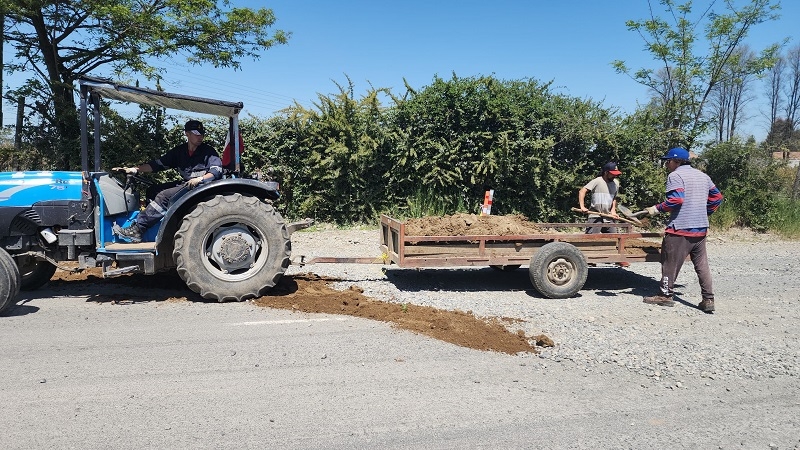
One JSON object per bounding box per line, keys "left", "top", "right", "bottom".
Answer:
{"left": 153, "top": 178, "right": 280, "bottom": 247}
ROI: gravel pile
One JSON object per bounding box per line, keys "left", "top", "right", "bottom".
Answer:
{"left": 287, "top": 227, "right": 800, "bottom": 386}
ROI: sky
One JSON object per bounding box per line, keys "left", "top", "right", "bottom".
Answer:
{"left": 2, "top": 0, "right": 799, "bottom": 141}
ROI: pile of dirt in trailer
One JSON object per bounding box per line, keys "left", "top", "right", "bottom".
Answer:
{"left": 404, "top": 213, "right": 546, "bottom": 236}
{"left": 48, "top": 267, "right": 551, "bottom": 355}
{"left": 403, "top": 213, "right": 661, "bottom": 255}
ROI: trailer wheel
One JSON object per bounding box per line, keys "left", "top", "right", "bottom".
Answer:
{"left": 16, "top": 254, "right": 57, "bottom": 291}
{"left": 528, "top": 242, "right": 588, "bottom": 299}
{"left": 0, "top": 249, "right": 21, "bottom": 315}
{"left": 173, "top": 194, "right": 291, "bottom": 302}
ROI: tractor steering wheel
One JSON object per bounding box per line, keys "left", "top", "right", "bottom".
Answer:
{"left": 111, "top": 168, "right": 153, "bottom": 193}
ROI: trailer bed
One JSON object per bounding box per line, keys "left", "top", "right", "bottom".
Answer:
{"left": 379, "top": 214, "right": 662, "bottom": 268}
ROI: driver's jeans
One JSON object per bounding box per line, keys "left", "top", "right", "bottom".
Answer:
{"left": 136, "top": 182, "right": 186, "bottom": 231}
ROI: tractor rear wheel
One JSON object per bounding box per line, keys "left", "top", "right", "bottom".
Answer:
{"left": 0, "top": 249, "right": 21, "bottom": 315}
{"left": 173, "top": 194, "right": 291, "bottom": 302}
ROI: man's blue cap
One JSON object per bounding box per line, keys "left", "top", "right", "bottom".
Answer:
{"left": 661, "top": 147, "right": 690, "bottom": 160}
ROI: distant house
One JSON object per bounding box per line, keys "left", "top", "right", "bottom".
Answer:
{"left": 772, "top": 151, "right": 800, "bottom": 167}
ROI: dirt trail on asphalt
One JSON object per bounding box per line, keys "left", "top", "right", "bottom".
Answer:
{"left": 46, "top": 214, "right": 550, "bottom": 354}
{"left": 51, "top": 268, "right": 550, "bottom": 355}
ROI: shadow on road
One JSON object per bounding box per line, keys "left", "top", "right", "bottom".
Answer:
{"left": 383, "top": 265, "right": 658, "bottom": 299}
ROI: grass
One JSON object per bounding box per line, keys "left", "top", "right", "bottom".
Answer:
{"left": 707, "top": 195, "right": 800, "bottom": 240}
{"left": 768, "top": 197, "right": 800, "bottom": 239}
{"left": 384, "top": 188, "right": 470, "bottom": 220}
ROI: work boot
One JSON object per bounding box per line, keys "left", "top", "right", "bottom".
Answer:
{"left": 113, "top": 223, "right": 142, "bottom": 243}
{"left": 698, "top": 298, "right": 715, "bottom": 313}
{"left": 642, "top": 294, "right": 675, "bottom": 307}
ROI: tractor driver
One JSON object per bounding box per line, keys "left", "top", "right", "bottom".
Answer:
{"left": 112, "top": 119, "right": 222, "bottom": 243}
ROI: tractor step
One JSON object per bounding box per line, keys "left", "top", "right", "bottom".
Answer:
{"left": 103, "top": 265, "right": 140, "bottom": 278}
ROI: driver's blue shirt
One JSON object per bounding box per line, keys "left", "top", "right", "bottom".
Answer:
{"left": 148, "top": 142, "right": 222, "bottom": 181}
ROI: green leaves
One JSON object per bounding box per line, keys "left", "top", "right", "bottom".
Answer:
{"left": 243, "top": 74, "right": 645, "bottom": 224}
{"left": 4, "top": 0, "right": 290, "bottom": 168}
{"left": 612, "top": 0, "right": 782, "bottom": 150}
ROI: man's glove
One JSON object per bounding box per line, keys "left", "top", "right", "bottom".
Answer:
{"left": 187, "top": 176, "right": 204, "bottom": 189}
{"left": 112, "top": 167, "right": 138, "bottom": 175}
{"left": 632, "top": 207, "right": 658, "bottom": 218}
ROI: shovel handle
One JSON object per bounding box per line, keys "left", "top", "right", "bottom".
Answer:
{"left": 570, "top": 207, "right": 639, "bottom": 225}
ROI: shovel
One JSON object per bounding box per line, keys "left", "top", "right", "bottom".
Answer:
{"left": 571, "top": 207, "right": 639, "bottom": 225}
{"left": 617, "top": 205, "right": 644, "bottom": 225}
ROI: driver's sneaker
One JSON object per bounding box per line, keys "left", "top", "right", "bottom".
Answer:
{"left": 113, "top": 223, "right": 142, "bottom": 243}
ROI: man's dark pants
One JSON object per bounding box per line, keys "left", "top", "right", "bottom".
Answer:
{"left": 136, "top": 181, "right": 187, "bottom": 231}
{"left": 659, "top": 233, "right": 714, "bottom": 300}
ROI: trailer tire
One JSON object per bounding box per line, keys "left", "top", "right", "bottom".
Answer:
{"left": 173, "top": 194, "right": 291, "bottom": 302}
{"left": 17, "top": 254, "right": 57, "bottom": 291}
{"left": 0, "top": 249, "right": 21, "bottom": 315}
{"left": 528, "top": 242, "right": 588, "bottom": 299}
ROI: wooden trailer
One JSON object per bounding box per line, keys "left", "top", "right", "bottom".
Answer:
{"left": 378, "top": 214, "right": 662, "bottom": 298}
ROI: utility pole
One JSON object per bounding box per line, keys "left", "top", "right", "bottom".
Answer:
{"left": 1, "top": 11, "right": 4, "bottom": 130}
{"left": 15, "top": 97, "right": 22, "bottom": 152}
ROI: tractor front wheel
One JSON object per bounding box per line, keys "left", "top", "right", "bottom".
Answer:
{"left": 0, "top": 249, "right": 21, "bottom": 315}
{"left": 16, "top": 254, "right": 57, "bottom": 291}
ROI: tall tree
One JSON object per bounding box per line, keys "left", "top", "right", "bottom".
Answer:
{"left": 765, "top": 55, "right": 785, "bottom": 129}
{"left": 709, "top": 47, "right": 757, "bottom": 142}
{"left": 612, "top": 0, "right": 782, "bottom": 150}
{"left": 784, "top": 45, "right": 800, "bottom": 128}
{"left": 2, "top": 0, "right": 289, "bottom": 169}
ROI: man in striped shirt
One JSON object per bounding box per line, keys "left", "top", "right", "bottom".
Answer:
{"left": 641, "top": 148, "right": 724, "bottom": 312}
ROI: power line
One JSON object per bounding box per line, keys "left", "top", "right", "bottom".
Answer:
{"left": 149, "top": 60, "right": 302, "bottom": 115}
{"left": 1, "top": 58, "right": 312, "bottom": 126}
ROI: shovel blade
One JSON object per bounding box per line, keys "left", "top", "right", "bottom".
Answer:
{"left": 617, "top": 205, "right": 643, "bottom": 225}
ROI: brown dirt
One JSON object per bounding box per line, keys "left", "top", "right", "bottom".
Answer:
{"left": 49, "top": 266, "right": 550, "bottom": 355}
{"left": 402, "top": 213, "right": 660, "bottom": 255}
{"left": 404, "top": 213, "right": 545, "bottom": 236}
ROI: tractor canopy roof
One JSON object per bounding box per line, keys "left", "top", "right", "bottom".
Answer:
{"left": 78, "top": 76, "right": 245, "bottom": 172}
{"left": 78, "top": 75, "right": 243, "bottom": 117}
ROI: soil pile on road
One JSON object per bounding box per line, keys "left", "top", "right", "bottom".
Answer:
{"left": 49, "top": 267, "right": 549, "bottom": 355}
{"left": 255, "top": 273, "right": 550, "bottom": 354}
{"left": 404, "top": 213, "right": 544, "bottom": 236}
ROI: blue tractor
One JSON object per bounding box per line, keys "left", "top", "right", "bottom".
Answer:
{"left": 0, "top": 76, "right": 309, "bottom": 314}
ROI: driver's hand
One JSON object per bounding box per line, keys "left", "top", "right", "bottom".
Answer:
{"left": 187, "top": 176, "right": 204, "bottom": 189}
{"left": 113, "top": 167, "right": 138, "bottom": 175}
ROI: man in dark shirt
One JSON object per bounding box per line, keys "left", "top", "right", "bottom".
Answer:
{"left": 112, "top": 120, "right": 222, "bottom": 243}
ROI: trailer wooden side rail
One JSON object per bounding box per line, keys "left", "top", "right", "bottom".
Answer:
{"left": 378, "top": 214, "right": 663, "bottom": 298}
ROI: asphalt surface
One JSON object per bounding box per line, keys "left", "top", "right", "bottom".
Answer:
{"left": 2, "top": 229, "right": 799, "bottom": 449}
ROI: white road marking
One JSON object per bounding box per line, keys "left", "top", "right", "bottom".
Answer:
{"left": 230, "top": 317, "right": 351, "bottom": 326}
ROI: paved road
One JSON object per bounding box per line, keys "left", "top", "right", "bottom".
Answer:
{"left": 2, "top": 270, "right": 798, "bottom": 449}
